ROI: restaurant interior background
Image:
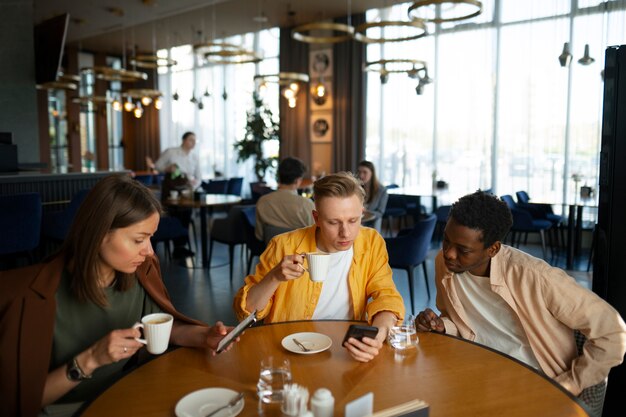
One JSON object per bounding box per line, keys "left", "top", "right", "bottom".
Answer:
{"left": 2, "top": 0, "right": 626, "bottom": 415}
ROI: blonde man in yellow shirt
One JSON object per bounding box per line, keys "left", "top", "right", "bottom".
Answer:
{"left": 234, "top": 172, "right": 405, "bottom": 362}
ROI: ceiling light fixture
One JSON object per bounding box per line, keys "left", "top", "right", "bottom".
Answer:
{"left": 558, "top": 42, "right": 573, "bottom": 67}
{"left": 292, "top": 22, "right": 356, "bottom": 44}
{"left": 408, "top": 0, "right": 483, "bottom": 23}
{"left": 83, "top": 66, "right": 148, "bottom": 82}
{"left": 254, "top": 72, "right": 309, "bottom": 108}
{"left": 355, "top": 19, "right": 428, "bottom": 43}
{"left": 194, "top": 42, "right": 262, "bottom": 65}
{"left": 364, "top": 59, "right": 427, "bottom": 81}
{"left": 578, "top": 44, "right": 595, "bottom": 65}
{"left": 130, "top": 54, "right": 178, "bottom": 68}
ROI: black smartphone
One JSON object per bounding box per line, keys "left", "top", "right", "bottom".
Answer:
{"left": 342, "top": 324, "right": 379, "bottom": 345}
{"left": 216, "top": 310, "right": 257, "bottom": 354}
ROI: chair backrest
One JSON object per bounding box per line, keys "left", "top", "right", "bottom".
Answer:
{"left": 0, "top": 193, "right": 42, "bottom": 255}
{"left": 435, "top": 205, "right": 451, "bottom": 224}
{"left": 386, "top": 214, "right": 436, "bottom": 267}
{"left": 134, "top": 174, "right": 154, "bottom": 186}
{"left": 516, "top": 191, "right": 530, "bottom": 204}
{"left": 152, "top": 216, "right": 187, "bottom": 242}
{"left": 250, "top": 182, "right": 274, "bottom": 203}
{"left": 385, "top": 184, "right": 400, "bottom": 189}
{"left": 240, "top": 206, "right": 265, "bottom": 255}
{"left": 201, "top": 179, "right": 229, "bottom": 194}
{"left": 385, "top": 193, "right": 407, "bottom": 210}
{"left": 227, "top": 177, "right": 244, "bottom": 196}
{"left": 210, "top": 205, "right": 249, "bottom": 244}
{"left": 263, "top": 224, "right": 293, "bottom": 245}
{"left": 500, "top": 195, "right": 517, "bottom": 210}
{"left": 510, "top": 207, "right": 535, "bottom": 229}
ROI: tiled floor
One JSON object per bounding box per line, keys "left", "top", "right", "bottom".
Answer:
{"left": 159, "top": 225, "right": 593, "bottom": 326}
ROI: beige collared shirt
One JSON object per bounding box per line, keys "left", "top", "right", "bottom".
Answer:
{"left": 435, "top": 245, "right": 626, "bottom": 395}
{"left": 255, "top": 189, "right": 315, "bottom": 241}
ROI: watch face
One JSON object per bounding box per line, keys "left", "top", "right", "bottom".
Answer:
{"left": 68, "top": 366, "right": 82, "bottom": 381}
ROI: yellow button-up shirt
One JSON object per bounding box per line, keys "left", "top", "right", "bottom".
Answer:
{"left": 234, "top": 225, "right": 405, "bottom": 324}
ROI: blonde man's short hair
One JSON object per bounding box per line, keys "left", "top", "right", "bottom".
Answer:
{"left": 313, "top": 172, "right": 366, "bottom": 205}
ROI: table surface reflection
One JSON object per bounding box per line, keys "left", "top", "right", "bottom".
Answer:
{"left": 81, "top": 321, "right": 587, "bottom": 417}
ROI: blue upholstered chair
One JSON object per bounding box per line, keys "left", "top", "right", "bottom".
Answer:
{"left": 201, "top": 179, "right": 229, "bottom": 194}
{"left": 209, "top": 205, "right": 248, "bottom": 281}
{"left": 0, "top": 192, "right": 43, "bottom": 268}
{"left": 385, "top": 214, "right": 437, "bottom": 314}
{"left": 382, "top": 185, "right": 408, "bottom": 237}
{"left": 509, "top": 207, "right": 553, "bottom": 259}
{"left": 515, "top": 190, "right": 564, "bottom": 247}
{"left": 240, "top": 206, "right": 266, "bottom": 275}
{"left": 434, "top": 205, "right": 451, "bottom": 242}
{"left": 151, "top": 216, "right": 193, "bottom": 264}
{"left": 227, "top": 177, "right": 244, "bottom": 196}
{"left": 41, "top": 189, "right": 90, "bottom": 242}
{"left": 249, "top": 182, "right": 274, "bottom": 203}
{"left": 134, "top": 174, "right": 154, "bottom": 186}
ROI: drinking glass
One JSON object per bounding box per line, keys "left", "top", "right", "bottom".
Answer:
{"left": 256, "top": 357, "right": 292, "bottom": 404}
{"left": 387, "top": 315, "right": 419, "bottom": 350}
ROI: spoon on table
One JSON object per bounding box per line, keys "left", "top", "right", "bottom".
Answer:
{"left": 205, "top": 392, "right": 244, "bottom": 417}
{"left": 292, "top": 338, "right": 311, "bottom": 352}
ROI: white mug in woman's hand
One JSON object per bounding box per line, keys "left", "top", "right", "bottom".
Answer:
{"left": 133, "top": 313, "right": 173, "bottom": 354}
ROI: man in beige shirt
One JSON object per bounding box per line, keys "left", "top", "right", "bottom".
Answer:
{"left": 416, "top": 191, "right": 626, "bottom": 415}
{"left": 255, "top": 157, "right": 315, "bottom": 241}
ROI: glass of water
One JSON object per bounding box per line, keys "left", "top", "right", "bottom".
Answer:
{"left": 387, "top": 315, "right": 419, "bottom": 350}
{"left": 257, "top": 357, "right": 292, "bottom": 404}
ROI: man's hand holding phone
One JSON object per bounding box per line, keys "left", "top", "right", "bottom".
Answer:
{"left": 342, "top": 324, "right": 383, "bottom": 363}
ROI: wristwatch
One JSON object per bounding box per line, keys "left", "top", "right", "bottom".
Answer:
{"left": 66, "top": 357, "right": 92, "bottom": 382}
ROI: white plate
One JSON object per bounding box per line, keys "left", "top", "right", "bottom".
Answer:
{"left": 175, "top": 388, "right": 244, "bottom": 417}
{"left": 281, "top": 332, "right": 332, "bottom": 354}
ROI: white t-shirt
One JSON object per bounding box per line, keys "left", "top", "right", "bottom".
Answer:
{"left": 454, "top": 271, "right": 541, "bottom": 369}
{"left": 312, "top": 247, "right": 354, "bottom": 320}
{"left": 155, "top": 147, "right": 201, "bottom": 183}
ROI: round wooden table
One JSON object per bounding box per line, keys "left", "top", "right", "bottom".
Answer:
{"left": 165, "top": 194, "right": 242, "bottom": 268}
{"left": 81, "top": 321, "right": 588, "bottom": 417}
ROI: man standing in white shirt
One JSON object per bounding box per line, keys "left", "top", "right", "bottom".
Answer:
{"left": 155, "top": 132, "right": 201, "bottom": 258}
{"left": 155, "top": 132, "right": 202, "bottom": 188}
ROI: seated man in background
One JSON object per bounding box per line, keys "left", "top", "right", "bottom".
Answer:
{"left": 416, "top": 190, "right": 626, "bottom": 414}
{"left": 255, "top": 157, "right": 315, "bottom": 242}
{"left": 235, "top": 172, "right": 405, "bottom": 362}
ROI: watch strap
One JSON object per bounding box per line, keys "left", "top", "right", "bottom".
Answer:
{"left": 66, "top": 356, "right": 92, "bottom": 381}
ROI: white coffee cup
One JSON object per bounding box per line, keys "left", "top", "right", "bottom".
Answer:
{"left": 133, "top": 313, "right": 173, "bottom": 354}
{"left": 305, "top": 252, "right": 330, "bottom": 282}
{"left": 169, "top": 190, "right": 179, "bottom": 200}
{"left": 180, "top": 189, "right": 192, "bottom": 199}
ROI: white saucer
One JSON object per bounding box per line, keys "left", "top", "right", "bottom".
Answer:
{"left": 281, "top": 332, "right": 332, "bottom": 354}
{"left": 175, "top": 388, "right": 244, "bottom": 417}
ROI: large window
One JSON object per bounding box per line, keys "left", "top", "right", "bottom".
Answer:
{"left": 158, "top": 28, "right": 280, "bottom": 183}
{"left": 366, "top": 0, "right": 626, "bottom": 213}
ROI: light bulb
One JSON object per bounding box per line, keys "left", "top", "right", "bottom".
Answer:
{"left": 289, "top": 82, "right": 299, "bottom": 93}
{"left": 154, "top": 97, "right": 163, "bottom": 110}
{"left": 283, "top": 88, "right": 295, "bottom": 100}
{"left": 315, "top": 82, "right": 325, "bottom": 98}
{"left": 112, "top": 98, "right": 122, "bottom": 111}
{"left": 288, "top": 97, "right": 297, "bottom": 108}
{"left": 133, "top": 103, "right": 143, "bottom": 118}
{"left": 123, "top": 98, "right": 135, "bottom": 112}
{"left": 259, "top": 82, "right": 267, "bottom": 93}
{"left": 141, "top": 96, "right": 152, "bottom": 106}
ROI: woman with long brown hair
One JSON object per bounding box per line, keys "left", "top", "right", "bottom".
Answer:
{"left": 357, "top": 160, "right": 388, "bottom": 231}
{"left": 0, "top": 174, "right": 236, "bottom": 417}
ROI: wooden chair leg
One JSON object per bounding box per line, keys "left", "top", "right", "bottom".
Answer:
{"left": 228, "top": 244, "right": 234, "bottom": 282}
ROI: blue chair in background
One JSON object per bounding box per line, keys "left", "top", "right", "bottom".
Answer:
{"left": 41, "top": 189, "right": 90, "bottom": 242}
{"left": 249, "top": 182, "right": 274, "bottom": 203}
{"left": 209, "top": 205, "right": 248, "bottom": 281}
{"left": 202, "top": 179, "right": 229, "bottom": 194}
{"left": 134, "top": 174, "right": 154, "bottom": 186}
{"left": 151, "top": 216, "right": 194, "bottom": 264}
{"left": 240, "top": 206, "right": 266, "bottom": 275}
{"left": 434, "top": 205, "right": 451, "bottom": 242}
{"left": 516, "top": 190, "right": 564, "bottom": 247}
{"left": 227, "top": 177, "right": 244, "bottom": 196}
{"left": 382, "top": 185, "right": 407, "bottom": 237}
{"left": 509, "top": 207, "right": 553, "bottom": 259}
{"left": 0, "top": 193, "right": 42, "bottom": 269}
{"left": 385, "top": 214, "right": 437, "bottom": 314}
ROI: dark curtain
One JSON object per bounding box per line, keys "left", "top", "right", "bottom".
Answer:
{"left": 332, "top": 13, "right": 367, "bottom": 173}
{"left": 279, "top": 27, "right": 311, "bottom": 172}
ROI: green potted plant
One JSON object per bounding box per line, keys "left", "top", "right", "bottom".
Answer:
{"left": 233, "top": 92, "right": 280, "bottom": 182}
